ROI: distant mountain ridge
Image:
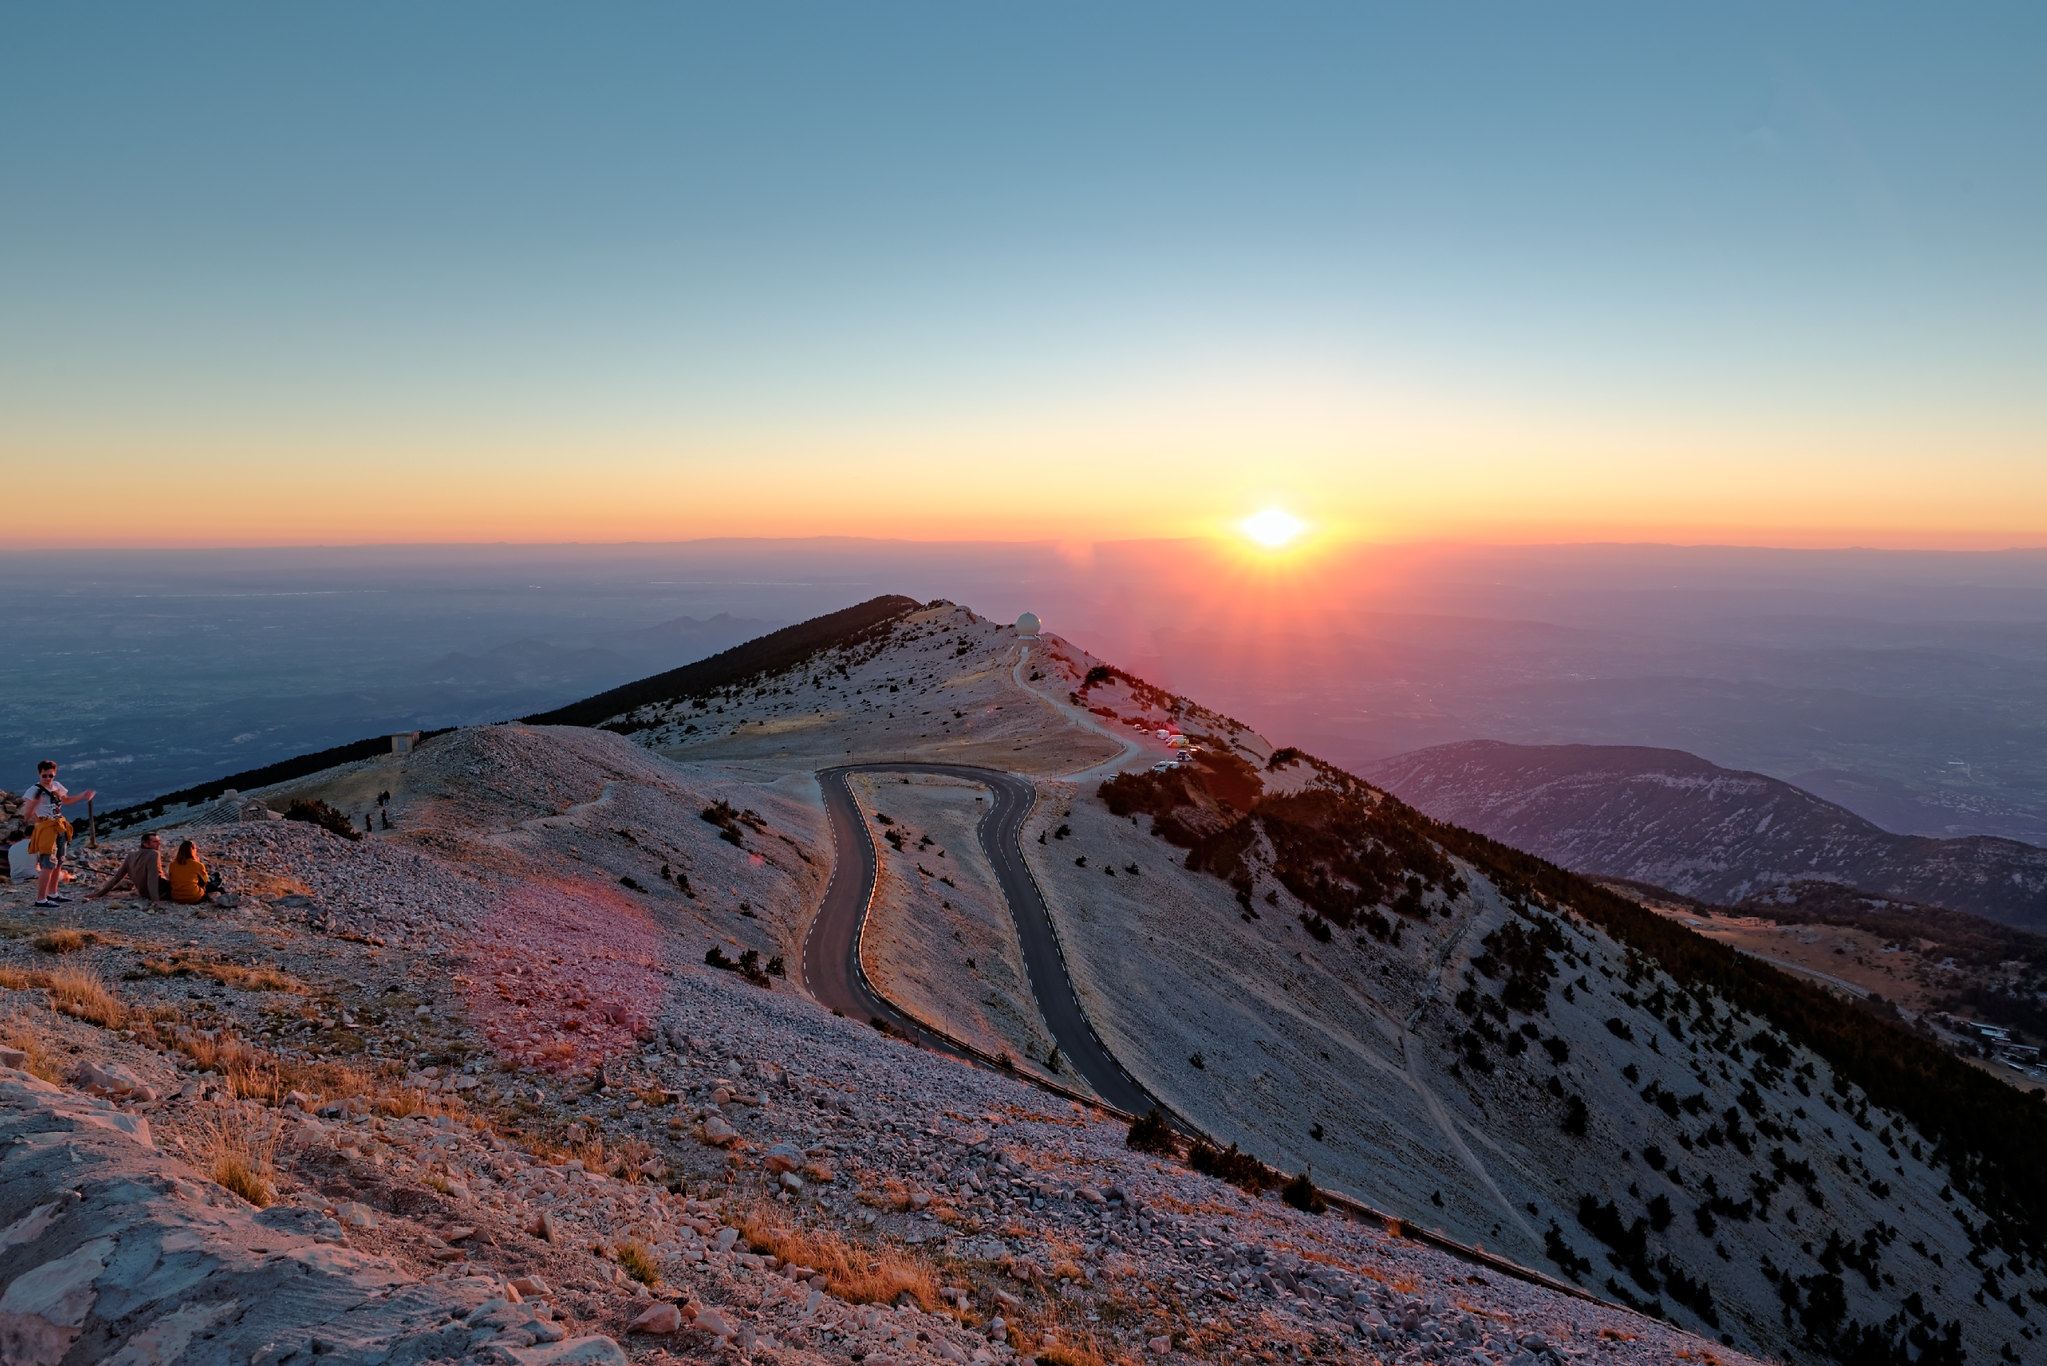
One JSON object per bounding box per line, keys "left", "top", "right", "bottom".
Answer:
{"left": 1368, "top": 740, "right": 2047, "bottom": 931}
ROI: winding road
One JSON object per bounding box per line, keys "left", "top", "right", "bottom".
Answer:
{"left": 802, "top": 763, "right": 1157, "bottom": 1116}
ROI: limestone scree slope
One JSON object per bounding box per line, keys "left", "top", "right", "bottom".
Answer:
{"left": 0, "top": 597, "right": 2028, "bottom": 1366}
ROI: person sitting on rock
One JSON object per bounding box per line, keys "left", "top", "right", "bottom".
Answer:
{"left": 86, "top": 832, "right": 170, "bottom": 902}
{"left": 164, "top": 839, "right": 217, "bottom": 905}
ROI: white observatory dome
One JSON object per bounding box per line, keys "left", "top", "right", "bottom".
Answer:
{"left": 1016, "top": 611, "right": 1041, "bottom": 636}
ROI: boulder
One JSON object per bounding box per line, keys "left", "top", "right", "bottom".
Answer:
{"left": 763, "top": 1142, "right": 804, "bottom": 1172}
{"left": 335, "top": 1200, "right": 378, "bottom": 1229}
{"left": 0, "top": 1046, "right": 29, "bottom": 1071}
{"left": 702, "top": 1115, "right": 740, "bottom": 1147}
{"left": 505, "top": 1338, "right": 629, "bottom": 1365}
{"left": 629, "top": 1302, "right": 683, "bottom": 1334}
{"left": 72, "top": 1059, "right": 140, "bottom": 1095}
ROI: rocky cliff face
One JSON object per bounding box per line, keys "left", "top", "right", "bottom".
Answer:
{"left": 1368, "top": 740, "right": 2047, "bottom": 930}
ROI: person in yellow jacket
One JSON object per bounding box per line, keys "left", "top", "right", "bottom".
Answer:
{"left": 165, "top": 840, "right": 214, "bottom": 905}
{"left": 25, "top": 760, "right": 94, "bottom": 909}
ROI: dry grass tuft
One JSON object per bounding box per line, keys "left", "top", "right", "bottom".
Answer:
{"left": 616, "top": 1240, "right": 661, "bottom": 1286}
{"left": 43, "top": 965, "right": 128, "bottom": 1027}
{"left": 202, "top": 1112, "right": 277, "bottom": 1207}
{"left": 0, "top": 1022, "right": 63, "bottom": 1083}
{"left": 130, "top": 955, "right": 305, "bottom": 993}
{"left": 0, "top": 963, "right": 129, "bottom": 1027}
{"left": 1035, "top": 1335, "right": 1125, "bottom": 1366}
{"left": 32, "top": 928, "right": 95, "bottom": 954}
{"left": 166, "top": 1025, "right": 451, "bottom": 1117}
{"left": 738, "top": 1202, "right": 942, "bottom": 1310}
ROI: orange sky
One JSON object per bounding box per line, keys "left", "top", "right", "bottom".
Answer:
{"left": 21, "top": 385, "right": 2047, "bottom": 551}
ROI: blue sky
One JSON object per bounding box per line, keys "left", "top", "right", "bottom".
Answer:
{"left": 4, "top": 5, "right": 2043, "bottom": 545}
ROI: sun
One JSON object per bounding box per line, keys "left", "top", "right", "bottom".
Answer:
{"left": 1241, "top": 508, "right": 1306, "bottom": 548}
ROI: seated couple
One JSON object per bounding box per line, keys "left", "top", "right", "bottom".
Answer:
{"left": 87, "top": 834, "right": 219, "bottom": 905}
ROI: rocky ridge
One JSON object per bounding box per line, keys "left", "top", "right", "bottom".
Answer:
{"left": 1366, "top": 740, "right": 2047, "bottom": 931}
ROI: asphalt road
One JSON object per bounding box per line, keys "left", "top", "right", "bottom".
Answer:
{"left": 803, "top": 763, "right": 1157, "bottom": 1115}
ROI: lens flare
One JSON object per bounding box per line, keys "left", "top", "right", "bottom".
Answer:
{"left": 1242, "top": 508, "right": 1305, "bottom": 547}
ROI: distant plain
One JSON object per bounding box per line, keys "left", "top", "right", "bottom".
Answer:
{"left": 10, "top": 540, "right": 2047, "bottom": 840}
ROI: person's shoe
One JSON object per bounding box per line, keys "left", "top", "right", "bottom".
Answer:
{"left": 49, "top": 895, "right": 72, "bottom": 903}
{"left": 32, "top": 899, "right": 56, "bottom": 908}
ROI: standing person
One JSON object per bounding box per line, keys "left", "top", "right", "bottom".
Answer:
{"left": 25, "top": 761, "right": 94, "bottom": 908}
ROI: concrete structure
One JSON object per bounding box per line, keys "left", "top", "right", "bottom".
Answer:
{"left": 391, "top": 731, "right": 422, "bottom": 754}
{"left": 1015, "top": 611, "right": 1040, "bottom": 637}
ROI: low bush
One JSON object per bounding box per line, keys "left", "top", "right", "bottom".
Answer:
{"left": 1282, "top": 1169, "right": 1327, "bottom": 1214}
{"left": 1126, "top": 1107, "right": 1178, "bottom": 1155}
{"left": 1188, "top": 1140, "right": 1277, "bottom": 1194}
{"left": 285, "top": 798, "right": 361, "bottom": 841}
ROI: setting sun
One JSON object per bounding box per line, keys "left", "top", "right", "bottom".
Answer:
{"left": 1242, "top": 508, "right": 1306, "bottom": 547}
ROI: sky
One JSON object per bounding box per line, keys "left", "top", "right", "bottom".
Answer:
{"left": 4, "top": 5, "right": 2044, "bottom": 549}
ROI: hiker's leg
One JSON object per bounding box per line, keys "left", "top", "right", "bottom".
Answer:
{"left": 36, "top": 854, "right": 59, "bottom": 901}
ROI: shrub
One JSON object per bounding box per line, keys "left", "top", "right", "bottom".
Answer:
{"left": 1188, "top": 1140, "right": 1277, "bottom": 1194}
{"left": 1545, "top": 1222, "right": 1593, "bottom": 1279}
{"left": 32, "top": 928, "right": 93, "bottom": 954}
{"left": 1126, "top": 1107, "right": 1178, "bottom": 1155}
{"left": 285, "top": 798, "right": 361, "bottom": 841}
{"left": 1282, "top": 1169, "right": 1327, "bottom": 1214}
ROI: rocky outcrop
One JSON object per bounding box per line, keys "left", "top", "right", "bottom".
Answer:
{"left": 0, "top": 1066, "right": 621, "bottom": 1366}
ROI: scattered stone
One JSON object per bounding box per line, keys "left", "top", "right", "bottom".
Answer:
{"left": 73, "top": 1059, "right": 141, "bottom": 1095}
{"left": 630, "top": 1301, "right": 683, "bottom": 1334}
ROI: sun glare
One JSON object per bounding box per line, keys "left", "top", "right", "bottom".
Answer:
{"left": 1242, "top": 508, "right": 1305, "bottom": 548}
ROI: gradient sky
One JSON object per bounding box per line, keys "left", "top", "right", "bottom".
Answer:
{"left": 4, "top": 5, "right": 2043, "bottom": 548}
